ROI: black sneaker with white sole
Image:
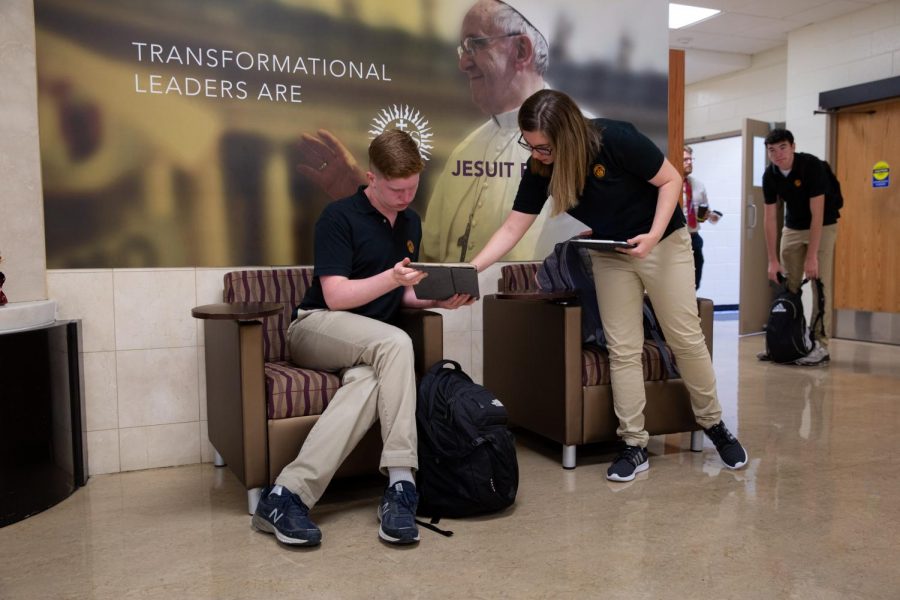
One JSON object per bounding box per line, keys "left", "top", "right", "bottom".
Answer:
{"left": 704, "top": 421, "right": 748, "bottom": 469}
{"left": 251, "top": 485, "right": 322, "bottom": 546}
{"left": 606, "top": 445, "right": 649, "bottom": 482}
{"left": 378, "top": 481, "right": 420, "bottom": 545}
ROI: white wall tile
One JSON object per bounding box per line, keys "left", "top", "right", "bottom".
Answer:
{"left": 434, "top": 304, "right": 472, "bottom": 333}
{"left": 198, "top": 345, "right": 207, "bottom": 421}
{"left": 113, "top": 269, "right": 197, "bottom": 350}
{"left": 471, "top": 334, "right": 484, "bottom": 385}
{"left": 83, "top": 351, "right": 118, "bottom": 431}
{"left": 870, "top": 25, "right": 900, "bottom": 56}
{"left": 473, "top": 263, "right": 502, "bottom": 331}
{"left": 148, "top": 422, "right": 201, "bottom": 468}
{"left": 119, "top": 426, "right": 150, "bottom": 472}
{"left": 47, "top": 270, "right": 116, "bottom": 352}
{"left": 685, "top": 47, "right": 787, "bottom": 140}
{"left": 200, "top": 420, "right": 215, "bottom": 464}
{"left": 443, "top": 330, "right": 472, "bottom": 374}
{"left": 119, "top": 422, "right": 200, "bottom": 471}
{"left": 838, "top": 2, "right": 899, "bottom": 38}
{"left": 116, "top": 347, "right": 199, "bottom": 428}
{"left": 708, "top": 101, "right": 738, "bottom": 123}
{"left": 195, "top": 268, "right": 234, "bottom": 305}
{"left": 87, "top": 429, "right": 120, "bottom": 475}
{"left": 848, "top": 53, "right": 894, "bottom": 85}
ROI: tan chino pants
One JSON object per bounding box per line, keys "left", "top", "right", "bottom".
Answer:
{"left": 274, "top": 309, "right": 418, "bottom": 508}
{"left": 589, "top": 228, "right": 722, "bottom": 448}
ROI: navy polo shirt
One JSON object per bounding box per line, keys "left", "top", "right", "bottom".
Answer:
{"left": 513, "top": 118, "right": 684, "bottom": 241}
{"left": 299, "top": 186, "right": 421, "bottom": 322}
{"left": 762, "top": 152, "right": 841, "bottom": 230}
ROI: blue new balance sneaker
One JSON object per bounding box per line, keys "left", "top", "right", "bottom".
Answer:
{"left": 251, "top": 485, "right": 322, "bottom": 546}
{"left": 377, "top": 481, "right": 420, "bottom": 545}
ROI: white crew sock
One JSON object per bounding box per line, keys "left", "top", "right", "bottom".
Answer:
{"left": 387, "top": 467, "right": 415, "bottom": 487}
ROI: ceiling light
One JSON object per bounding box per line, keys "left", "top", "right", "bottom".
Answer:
{"left": 669, "top": 3, "right": 720, "bottom": 29}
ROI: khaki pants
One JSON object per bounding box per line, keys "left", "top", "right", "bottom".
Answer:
{"left": 780, "top": 224, "right": 838, "bottom": 347}
{"left": 274, "top": 310, "right": 418, "bottom": 508}
{"left": 589, "top": 228, "right": 722, "bottom": 448}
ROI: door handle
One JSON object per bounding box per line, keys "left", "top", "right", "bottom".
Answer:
{"left": 746, "top": 200, "right": 757, "bottom": 229}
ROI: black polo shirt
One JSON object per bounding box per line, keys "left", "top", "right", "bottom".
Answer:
{"left": 299, "top": 186, "right": 421, "bottom": 322}
{"left": 513, "top": 118, "right": 684, "bottom": 241}
{"left": 762, "top": 152, "right": 841, "bottom": 230}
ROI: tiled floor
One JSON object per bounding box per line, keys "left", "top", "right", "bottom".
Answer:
{"left": 2, "top": 320, "right": 899, "bottom": 599}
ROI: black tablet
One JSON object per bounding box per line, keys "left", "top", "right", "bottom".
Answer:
{"left": 569, "top": 239, "right": 637, "bottom": 251}
{"left": 408, "top": 263, "right": 480, "bottom": 300}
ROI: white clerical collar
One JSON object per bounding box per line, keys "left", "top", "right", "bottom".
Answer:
{"left": 492, "top": 108, "right": 520, "bottom": 130}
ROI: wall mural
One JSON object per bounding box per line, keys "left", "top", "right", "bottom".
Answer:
{"left": 35, "top": 0, "right": 668, "bottom": 268}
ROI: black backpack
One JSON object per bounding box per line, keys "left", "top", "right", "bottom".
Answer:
{"left": 537, "top": 238, "right": 679, "bottom": 378}
{"left": 765, "top": 275, "right": 825, "bottom": 364}
{"left": 415, "top": 360, "right": 518, "bottom": 519}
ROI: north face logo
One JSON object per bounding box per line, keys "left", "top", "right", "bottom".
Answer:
{"left": 772, "top": 303, "right": 787, "bottom": 313}
{"left": 491, "top": 399, "right": 504, "bottom": 407}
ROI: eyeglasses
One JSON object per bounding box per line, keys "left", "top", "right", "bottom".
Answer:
{"left": 457, "top": 32, "right": 522, "bottom": 58}
{"left": 517, "top": 134, "right": 552, "bottom": 156}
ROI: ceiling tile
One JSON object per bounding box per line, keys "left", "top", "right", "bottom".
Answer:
{"left": 668, "top": 0, "right": 892, "bottom": 55}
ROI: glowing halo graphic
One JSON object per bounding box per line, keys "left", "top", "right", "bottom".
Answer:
{"left": 369, "top": 104, "right": 434, "bottom": 161}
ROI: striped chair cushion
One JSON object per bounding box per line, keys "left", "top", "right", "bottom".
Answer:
{"left": 224, "top": 268, "right": 342, "bottom": 420}
{"left": 499, "top": 263, "right": 677, "bottom": 385}
{"left": 265, "top": 361, "right": 341, "bottom": 419}
{"left": 582, "top": 342, "right": 678, "bottom": 386}
{"left": 499, "top": 263, "right": 541, "bottom": 293}
{"left": 223, "top": 268, "right": 314, "bottom": 363}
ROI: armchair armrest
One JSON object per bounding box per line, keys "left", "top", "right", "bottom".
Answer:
{"left": 483, "top": 295, "right": 584, "bottom": 446}
{"left": 393, "top": 309, "right": 444, "bottom": 377}
{"left": 203, "top": 319, "right": 269, "bottom": 488}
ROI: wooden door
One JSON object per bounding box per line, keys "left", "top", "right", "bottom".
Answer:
{"left": 739, "top": 119, "right": 773, "bottom": 334}
{"left": 834, "top": 99, "right": 900, "bottom": 313}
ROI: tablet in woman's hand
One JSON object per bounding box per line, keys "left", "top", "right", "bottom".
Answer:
{"left": 570, "top": 239, "right": 637, "bottom": 251}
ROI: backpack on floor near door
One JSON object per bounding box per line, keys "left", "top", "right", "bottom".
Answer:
{"left": 764, "top": 275, "right": 825, "bottom": 364}
{"left": 415, "top": 360, "right": 518, "bottom": 519}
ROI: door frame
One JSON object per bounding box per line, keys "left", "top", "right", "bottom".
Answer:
{"left": 737, "top": 119, "right": 774, "bottom": 335}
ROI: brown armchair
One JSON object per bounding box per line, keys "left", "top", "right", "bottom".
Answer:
{"left": 201, "top": 268, "right": 443, "bottom": 513}
{"left": 482, "top": 264, "right": 712, "bottom": 469}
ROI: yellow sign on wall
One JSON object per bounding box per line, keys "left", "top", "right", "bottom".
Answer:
{"left": 872, "top": 161, "right": 890, "bottom": 188}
